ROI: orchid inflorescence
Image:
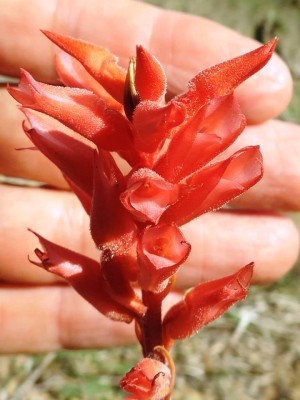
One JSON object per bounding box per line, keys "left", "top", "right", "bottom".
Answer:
{"left": 9, "top": 31, "right": 277, "bottom": 399}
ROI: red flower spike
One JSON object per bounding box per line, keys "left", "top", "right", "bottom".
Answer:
{"left": 154, "top": 94, "right": 246, "bottom": 182}
{"left": 90, "top": 150, "right": 137, "bottom": 253}
{"left": 133, "top": 100, "right": 185, "bottom": 154}
{"left": 9, "top": 31, "right": 277, "bottom": 400}
{"left": 177, "top": 38, "right": 277, "bottom": 119}
{"left": 120, "top": 168, "right": 179, "bottom": 224}
{"left": 55, "top": 51, "right": 123, "bottom": 112}
{"left": 161, "top": 145, "right": 263, "bottom": 226}
{"left": 137, "top": 224, "right": 191, "bottom": 293}
{"left": 42, "top": 30, "right": 126, "bottom": 103}
{"left": 29, "top": 230, "right": 135, "bottom": 323}
{"left": 8, "top": 70, "right": 135, "bottom": 156}
{"left": 135, "top": 45, "right": 167, "bottom": 103}
{"left": 162, "top": 263, "right": 254, "bottom": 348}
{"left": 120, "top": 357, "right": 172, "bottom": 400}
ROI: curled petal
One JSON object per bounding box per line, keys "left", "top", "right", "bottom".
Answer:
{"left": 137, "top": 224, "right": 191, "bottom": 293}
{"left": 135, "top": 45, "right": 167, "bottom": 102}
{"left": 22, "top": 109, "right": 93, "bottom": 211}
{"left": 120, "top": 168, "right": 179, "bottom": 224}
{"left": 29, "top": 230, "right": 135, "bottom": 323}
{"left": 90, "top": 151, "right": 137, "bottom": 253}
{"left": 55, "top": 51, "right": 123, "bottom": 112}
{"left": 187, "top": 145, "right": 263, "bottom": 213}
{"left": 120, "top": 357, "right": 172, "bottom": 400}
{"left": 133, "top": 100, "right": 185, "bottom": 153}
{"left": 101, "top": 249, "right": 146, "bottom": 315}
{"left": 9, "top": 70, "right": 134, "bottom": 155}
{"left": 177, "top": 38, "right": 277, "bottom": 118}
{"left": 161, "top": 146, "right": 263, "bottom": 226}
{"left": 163, "top": 263, "right": 254, "bottom": 348}
{"left": 155, "top": 94, "right": 246, "bottom": 182}
{"left": 42, "top": 30, "right": 126, "bottom": 103}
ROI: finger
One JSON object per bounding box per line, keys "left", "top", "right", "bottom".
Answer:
{"left": 2, "top": 87, "right": 300, "bottom": 211}
{"left": 227, "top": 119, "right": 300, "bottom": 211}
{"left": 180, "top": 210, "right": 299, "bottom": 287}
{"left": 0, "top": 285, "right": 134, "bottom": 353}
{"left": 0, "top": 0, "right": 292, "bottom": 123}
{"left": 0, "top": 90, "right": 68, "bottom": 188}
{"left": 0, "top": 285, "right": 182, "bottom": 354}
{"left": 0, "top": 185, "right": 298, "bottom": 285}
{"left": 0, "top": 185, "right": 94, "bottom": 284}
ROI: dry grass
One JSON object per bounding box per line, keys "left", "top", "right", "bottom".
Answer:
{"left": 1, "top": 272, "right": 300, "bottom": 399}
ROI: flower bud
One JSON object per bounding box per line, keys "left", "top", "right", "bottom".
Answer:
{"left": 120, "top": 357, "right": 172, "bottom": 400}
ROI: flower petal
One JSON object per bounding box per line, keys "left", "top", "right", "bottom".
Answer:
{"left": 22, "top": 109, "right": 94, "bottom": 210}
{"left": 161, "top": 146, "right": 263, "bottom": 226}
{"left": 120, "top": 357, "right": 172, "bottom": 400}
{"left": 177, "top": 38, "right": 277, "bottom": 118}
{"left": 135, "top": 45, "right": 167, "bottom": 102}
{"left": 29, "top": 230, "right": 134, "bottom": 323}
{"left": 162, "top": 263, "right": 254, "bottom": 348}
{"left": 133, "top": 100, "right": 185, "bottom": 153}
{"left": 42, "top": 30, "right": 126, "bottom": 103}
{"left": 137, "top": 224, "right": 191, "bottom": 293}
{"left": 55, "top": 51, "right": 123, "bottom": 112}
{"left": 187, "top": 145, "right": 263, "bottom": 214}
{"left": 9, "top": 70, "right": 134, "bottom": 155}
{"left": 101, "top": 249, "right": 146, "bottom": 315}
{"left": 90, "top": 151, "right": 137, "bottom": 253}
{"left": 120, "top": 168, "right": 179, "bottom": 224}
{"left": 154, "top": 94, "right": 246, "bottom": 182}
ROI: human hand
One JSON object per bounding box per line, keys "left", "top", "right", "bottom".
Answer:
{"left": 0, "top": 0, "right": 299, "bottom": 354}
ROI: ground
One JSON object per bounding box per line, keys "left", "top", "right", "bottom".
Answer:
{"left": 1, "top": 1, "right": 300, "bottom": 399}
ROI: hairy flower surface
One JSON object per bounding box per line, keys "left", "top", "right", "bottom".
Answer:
{"left": 120, "top": 357, "right": 172, "bottom": 400}
{"left": 9, "top": 31, "right": 277, "bottom": 400}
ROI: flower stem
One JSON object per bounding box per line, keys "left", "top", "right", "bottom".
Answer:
{"left": 140, "top": 290, "right": 163, "bottom": 356}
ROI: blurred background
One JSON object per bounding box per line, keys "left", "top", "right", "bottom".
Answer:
{"left": 1, "top": 1, "right": 300, "bottom": 399}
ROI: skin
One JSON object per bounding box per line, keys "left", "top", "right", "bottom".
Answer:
{"left": 0, "top": 0, "right": 299, "bottom": 354}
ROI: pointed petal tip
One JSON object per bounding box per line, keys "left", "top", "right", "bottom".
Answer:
{"left": 27, "top": 227, "right": 38, "bottom": 237}
{"left": 19, "top": 68, "right": 30, "bottom": 79}
{"left": 41, "top": 30, "right": 72, "bottom": 49}
{"left": 27, "top": 228, "right": 46, "bottom": 246}
{"left": 135, "top": 44, "right": 148, "bottom": 58}
{"left": 41, "top": 30, "right": 75, "bottom": 49}
{"left": 40, "top": 29, "right": 50, "bottom": 36}
{"left": 41, "top": 29, "right": 60, "bottom": 42}
{"left": 19, "top": 106, "right": 31, "bottom": 117}
{"left": 135, "top": 45, "right": 167, "bottom": 102}
{"left": 267, "top": 37, "right": 278, "bottom": 52}
{"left": 258, "top": 37, "right": 277, "bottom": 61}
{"left": 238, "top": 262, "right": 254, "bottom": 289}
{"left": 6, "top": 83, "right": 17, "bottom": 97}
{"left": 20, "top": 107, "right": 43, "bottom": 125}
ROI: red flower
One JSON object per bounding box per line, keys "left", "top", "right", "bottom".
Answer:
{"left": 162, "top": 263, "right": 254, "bottom": 348}
{"left": 9, "top": 30, "right": 277, "bottom": 399}
{"left": 120, "top": 357, "right": 172, "bottom": 400}
{"left": 120, "top": 168, "right": 179, "bottom": 224}
{"left": 137, "top": 223, "right": 191, "bottom": 293}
